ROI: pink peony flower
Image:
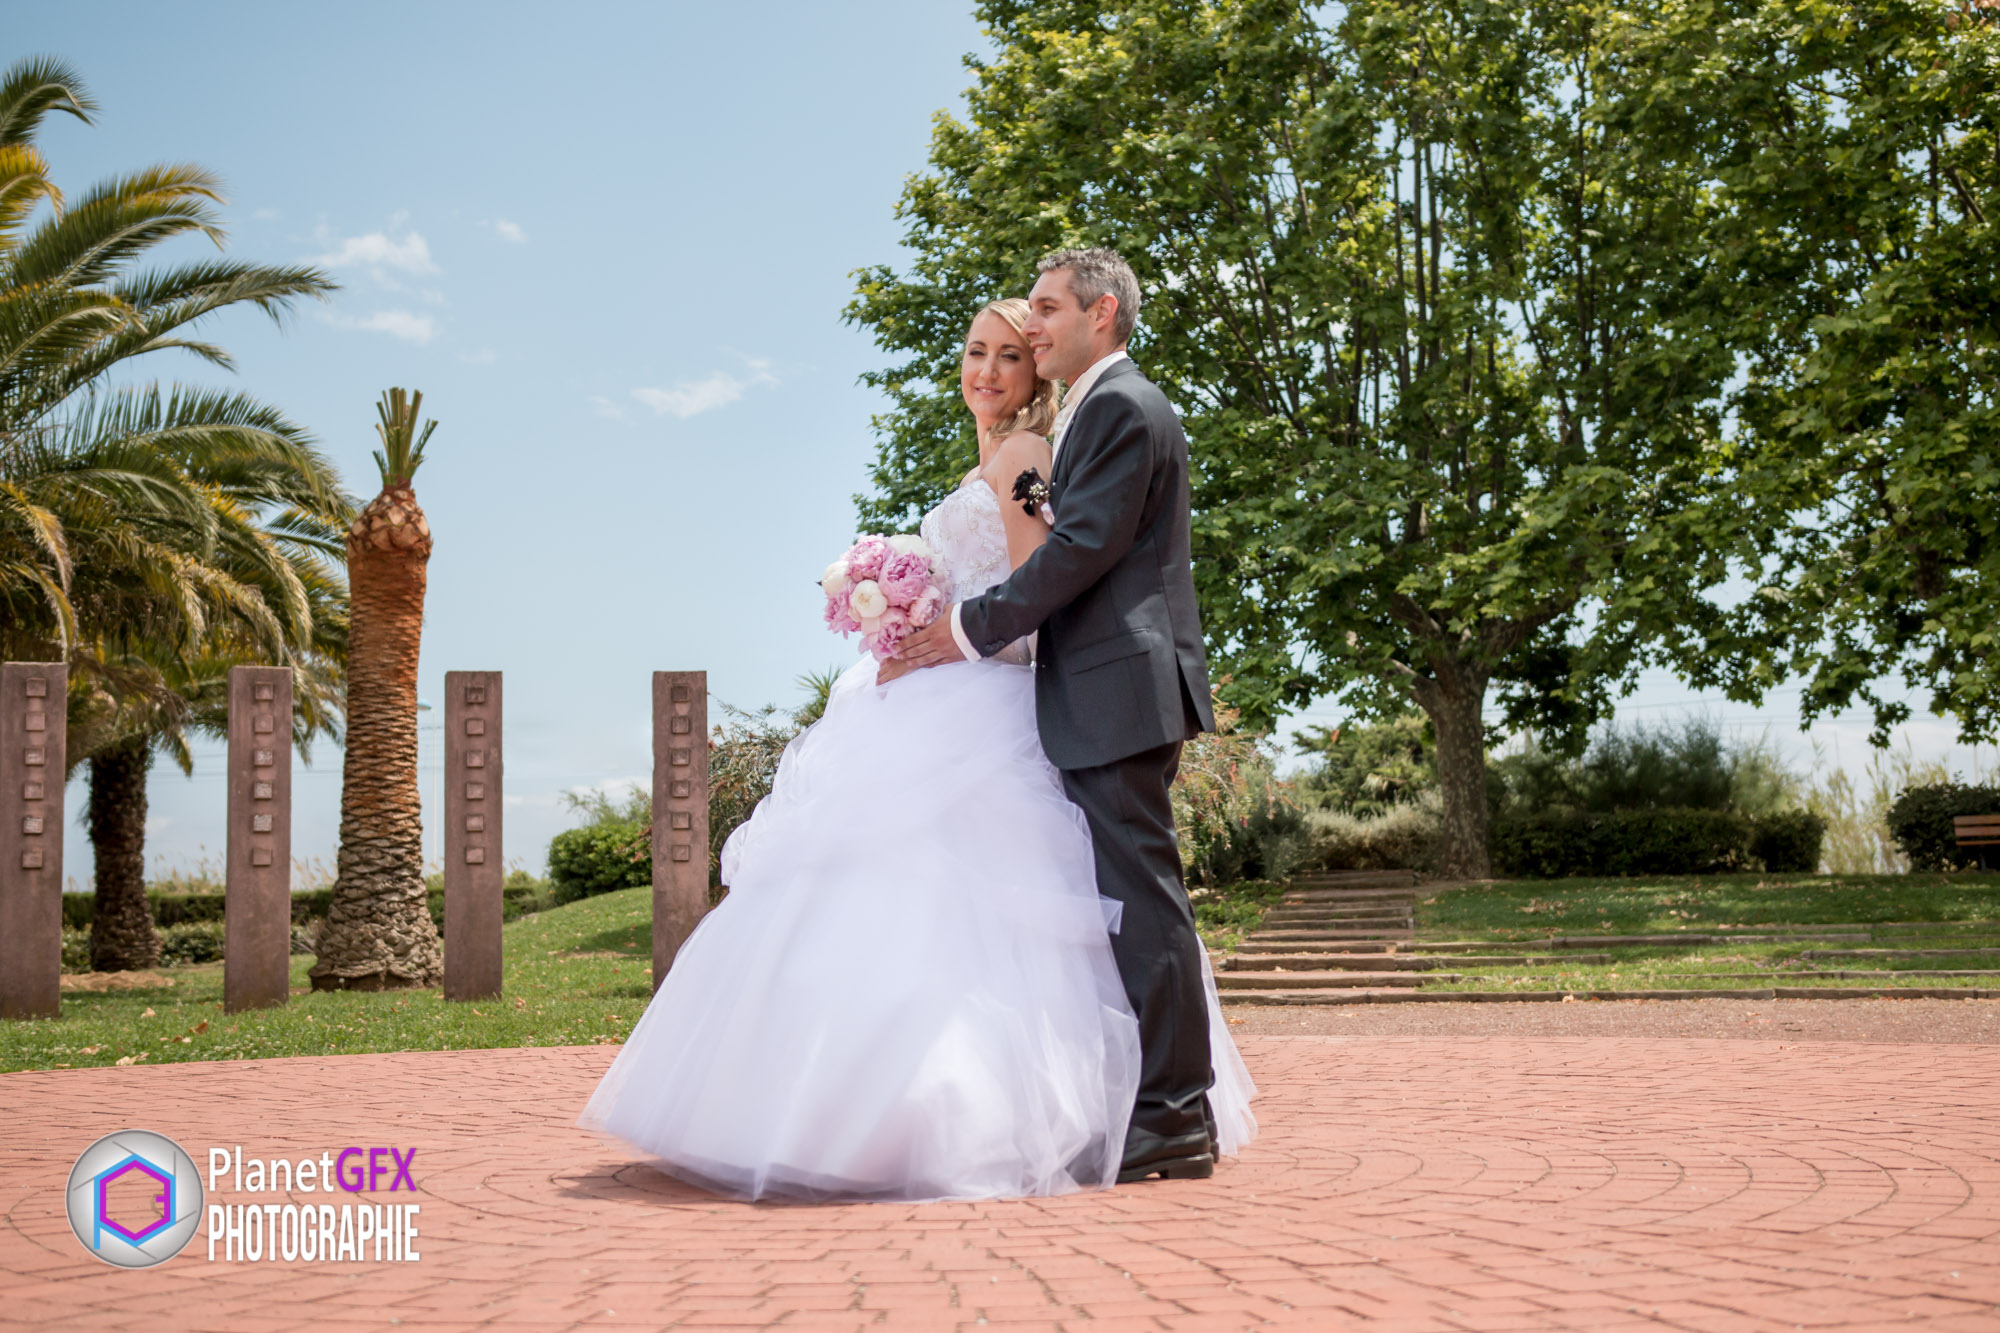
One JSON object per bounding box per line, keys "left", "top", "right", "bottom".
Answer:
{"left": 879, "top": 551, "right": 933, "bottom": 604}
{"left": 845, "top": 535, "right": 890, "bottom": 582}
{"left": 907, "top": 586, "right": 946, "bottom": 628}
{"left": 870, "top": 608, "right": 912, "bottom": 660}
{"left": 823, "top": 594, "right": 861, "bottom": 635}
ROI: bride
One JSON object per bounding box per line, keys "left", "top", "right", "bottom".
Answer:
{"left": 575, "top": 297, "right": 1255, "bottom": 1202}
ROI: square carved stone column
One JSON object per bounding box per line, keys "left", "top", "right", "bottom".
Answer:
{"left": 226, "top": 666, "right": 292, "bottom": 1013}
{"left": 1, "top": 662, "right": 65, "bottom": 1020}
{"left": 651, "top": 671, "right": 709, "bottom": 989}
{"left": 444, "top": 670, "right": 502, "bottom": 1001}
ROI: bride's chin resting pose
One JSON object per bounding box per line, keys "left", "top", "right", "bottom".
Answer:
{"left": 575, "top": 298, "right": 1256, "bottom": 1203}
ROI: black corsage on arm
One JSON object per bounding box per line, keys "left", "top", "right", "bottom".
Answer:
{"left": 1011, "top": 468, "right": 1052, "bottom": 523}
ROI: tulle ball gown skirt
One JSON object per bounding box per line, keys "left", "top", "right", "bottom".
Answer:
{"left": 575, "top": 653, "right": 1255, "bottom": 1203}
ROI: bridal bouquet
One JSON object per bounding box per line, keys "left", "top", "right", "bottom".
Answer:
{"left": 821, "top": 534, "right": 948, "bottom": 660}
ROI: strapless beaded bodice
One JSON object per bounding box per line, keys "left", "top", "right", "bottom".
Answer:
{"left": 920, "top": 475, "right": 1011, "bottom": 604}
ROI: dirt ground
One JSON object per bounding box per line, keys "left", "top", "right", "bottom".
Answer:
{"left": 1222, "top": 995, "right": 2000, "bottom": 1042}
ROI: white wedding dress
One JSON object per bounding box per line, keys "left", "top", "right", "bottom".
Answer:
{"left": 575, "top": 473, "right": 1257, "bottom": 1202}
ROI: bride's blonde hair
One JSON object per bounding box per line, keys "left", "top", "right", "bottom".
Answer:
{"left": 972, "top": 297, "right": 1061, "bottom": 440}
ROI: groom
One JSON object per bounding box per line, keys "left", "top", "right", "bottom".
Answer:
{"left": 892, "top": 247, "right": 1220, "bottom": 1183}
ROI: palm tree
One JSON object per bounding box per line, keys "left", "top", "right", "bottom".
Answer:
{"left": 310, "top": 389, "right": 441, "bottom": 991}
{"left": 0, "top": 56, "right": 345, "bottom": 967}
{"left": 79, "top": 533, "right": 349, "bottom": 971}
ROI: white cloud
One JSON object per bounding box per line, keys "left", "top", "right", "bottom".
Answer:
{"left": 311, "top": 228, "right": 438, "bottom": 277}
{"left": 460, "top": 348, "right": 497, "bottom": 365}
{"left": 631, "top": 360, "right": 777, "bottom": 420}
{"left": 251, "top": 207, "right": 281, "bottom": 222}
{"left": 482, "top": 218, "right": 527, "bottom": 244}
{"left": 326, "top": 309, "right": 436, "bottom": 344}
{"left": 589, "top": 394, "right": 626, "bottom": 421}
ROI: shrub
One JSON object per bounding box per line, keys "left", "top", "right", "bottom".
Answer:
{"left": 548, "top": 821, "right": 650, "bottom": 905}
{"left": 61, "top": 927, "right": 89, "bottom": 973}
{"left": 1196, "top": 765, "right": 1308, "bottom": 884}
{"left": 157, "top": 920, "right": 227, "bottom": 967}
{"left": 707, "top": 701, "right": 808, "bottom": 891}
{"left": 1750, "top": 810, "right": 1828, "bottom": 873}
{"left": 1172, "top": 696, "right": 1298, "bottom": 884}
{"left": 1491, "top": 808, "right": 1756, "bottom": 878}
{"left": 1886, "top": 782, "right": 2000, "bottom": 871}
{"left": 1292, "top": 713, "right": 1436, "bottom": 816}
{"left": 501, "top": 870, "right": 556, "bottom": 920}
{"left": 1490, "top": 718, "right": 1804, "bottom": 821}
{"left": 1303, "top": 798, "right": 1444, "bottom": 873}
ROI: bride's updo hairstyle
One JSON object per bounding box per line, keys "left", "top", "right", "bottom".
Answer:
{"left": 973, "top": 297, "right": 1061, "bottom": 439}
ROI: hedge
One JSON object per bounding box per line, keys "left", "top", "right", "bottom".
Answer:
{"left": 1491, "top": 807, "right": 1826, "bottom": 878}
{"left": 1886, "top": 783, "right": 2000, "bottom": 871}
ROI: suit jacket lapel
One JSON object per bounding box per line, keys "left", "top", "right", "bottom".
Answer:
{"left": 1052, "top": 358, "right": 1139, "bottom": 492}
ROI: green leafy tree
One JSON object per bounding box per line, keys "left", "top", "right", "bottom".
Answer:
{"left": 1639, "top": 1, "right": 2000, "bottom": 746}
{"left": 847, "top": 0, "right": 1743, "bottom": 874}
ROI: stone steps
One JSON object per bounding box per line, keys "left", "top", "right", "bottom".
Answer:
{"left": 1801, "top": 947, "right": 2000, "bottom": 960}
{"left": 1221, "top": 952, "right": 1607, "bottom": 972}
{"left": 1219, "top": 881, "right": 2000, "bottom": 1005}
{"left": 1213, "top": 971, "right": 1444, "bottom": 990}
{"left": 1286, "top": 870, "right": 1418, "bottom": 889}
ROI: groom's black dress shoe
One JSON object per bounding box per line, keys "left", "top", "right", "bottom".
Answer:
{"left": 1116, "top": 1124, "right": 1214, "bottom": 1184}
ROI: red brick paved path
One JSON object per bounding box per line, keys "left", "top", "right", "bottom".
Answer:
{"left": 4, "top": 1035, "right": 1999, "bottom": 1331}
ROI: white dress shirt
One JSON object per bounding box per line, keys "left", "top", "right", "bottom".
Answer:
{"left": 948, "top": 349, "right": 1131, "bottom": 660}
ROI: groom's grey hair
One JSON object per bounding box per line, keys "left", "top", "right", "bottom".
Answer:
{"left": 1039, "top": 247, "right": 1142, "bottom": 346}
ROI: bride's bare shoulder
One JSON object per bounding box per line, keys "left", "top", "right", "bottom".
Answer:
{"left": 991, "top": 430, "right": 1052, "bottom": 470}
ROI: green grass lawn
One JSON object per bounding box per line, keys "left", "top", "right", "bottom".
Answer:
{"left": 16, "top": 872, "right": 2000, "bottom": 1073}
{"left": 1418, "top": 872, "right": 2000, "bottom": 940}
{"left": 2, "top": 888, "right": 660, "bottom": 1074}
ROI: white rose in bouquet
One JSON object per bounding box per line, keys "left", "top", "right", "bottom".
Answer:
{"left": 848, "top": 579, "right": 889, "bottom": 620}
{"left": 820, "top": 560, "right": 853, "bottom": 597}
{"left": 886, "top": 533, "right": 935, "bottom": 561}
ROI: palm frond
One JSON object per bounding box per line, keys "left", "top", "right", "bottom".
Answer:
{"left": 0, "top": 142, "right": 60, "bottom": 251}
{"left": 0, "top": 56, "right": 95, "bottom": 149}
{"left": 9, "top": 169, "right": 225, "bottom": 292}
{"left": 371, "top": 387, "right": 435, "bottom": 488}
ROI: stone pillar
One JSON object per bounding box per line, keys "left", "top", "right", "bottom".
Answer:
{"left": 225, "top": 666, "right": 291, "bottom": 1013}
{"left": 1, "top": 662, "right": 65, "bottom": 1020}
{"left": 651, "top": 671, "right": 709, "bottom": 989}
{"left": 444, "top": 671, "right": 502, "bottom": 1001}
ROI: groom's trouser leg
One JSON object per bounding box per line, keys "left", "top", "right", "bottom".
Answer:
{"left": 1061, "top": 741, "right": 1214, "bottom": 1144}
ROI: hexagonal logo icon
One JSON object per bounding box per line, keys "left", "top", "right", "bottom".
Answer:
{"left": 66, "top": 1130, "right": 204, "bottom": 1268}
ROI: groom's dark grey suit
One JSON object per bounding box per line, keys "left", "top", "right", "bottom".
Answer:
{"left": 956, "top": 355, "right": 1218, "bottom": 1155}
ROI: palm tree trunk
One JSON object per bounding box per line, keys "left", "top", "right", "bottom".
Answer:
{"left": 310, "top": 492, "right": 442, "bottom": 990}
{"left": 86, "top": 737, "right": 160, "bottom": 971}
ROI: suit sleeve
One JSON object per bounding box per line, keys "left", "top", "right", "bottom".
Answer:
{"left": 958, "top": 392, "right": 1152, "bottom": 656}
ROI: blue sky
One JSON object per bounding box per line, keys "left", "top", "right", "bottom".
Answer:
{"left": 28, "top": 1, "right": 991, "bottom": 881}
{"left": 25, "top": 2, "right": 1991, "bottom": 886}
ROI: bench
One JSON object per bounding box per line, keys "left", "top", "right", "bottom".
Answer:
{"left": 1952, "top": 814, "right": 2000, "bottom": 869}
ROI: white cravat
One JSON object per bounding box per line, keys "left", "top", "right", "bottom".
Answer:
{"left": 948, "top": 348, "right": 1131, "bottom": 661}
{"left": 1049, "top": 348, "right": 1129, "bottom": 462}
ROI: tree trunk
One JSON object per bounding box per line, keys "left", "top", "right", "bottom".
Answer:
{"left": 1411, "top": 658, "right": 1492, "bottom": 879}
{"left": 87, "top": 737, "right": 160, "bottom": 971}
{"left": 311, "top": 486, "right": 442, "bottom": 991}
